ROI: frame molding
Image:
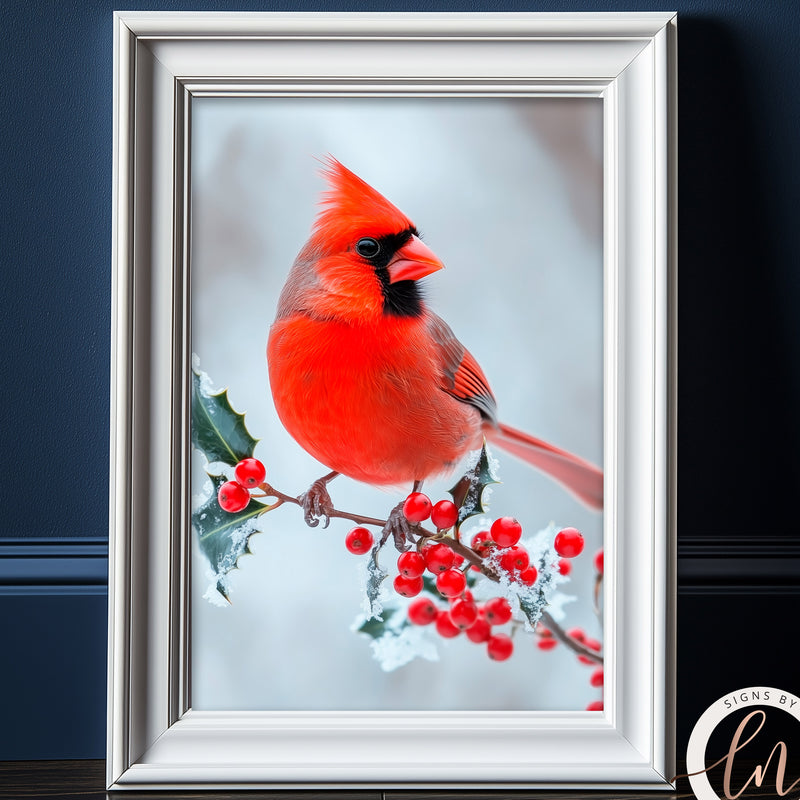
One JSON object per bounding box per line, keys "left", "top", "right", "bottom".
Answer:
{"left": 109, "top": 11, "right": 677, "bottom": 790}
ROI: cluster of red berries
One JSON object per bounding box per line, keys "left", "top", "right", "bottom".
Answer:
{"left": 406, "top": 592, "right": 516, "bottom": 661}
{"left": 217, "top": 458, "right": 267, "bottom": 512}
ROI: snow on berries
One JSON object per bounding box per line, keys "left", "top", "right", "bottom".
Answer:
{"left": 347, "top": 486, "right": 600, "bottom": 671}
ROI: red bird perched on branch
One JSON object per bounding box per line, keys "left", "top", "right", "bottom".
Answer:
{"left": 267, "top": 158, "right": 602, "bottom": 542}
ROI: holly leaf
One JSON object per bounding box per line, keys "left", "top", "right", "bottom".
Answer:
{"left": 356, "top": 608, "right": 397, "bottom": 640}
{"left": 448, "top": 441, "right": 500, "bottom": 528}
{"left": 191, "top": 366, "right": 257, "bottom": 468}
{"left": 516, "top": 552, "right": 557, "bottom": 629}
{"left": 517, "top": 588, "right": 547, "bottom": 629}
{"left": 192, "top": 473, "right": 269, "bottom": 602}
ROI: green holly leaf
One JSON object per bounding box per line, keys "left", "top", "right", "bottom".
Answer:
{"left": 192, "top": 473, "right": 269, "bottom": 602}
{"left": 191, "top": 366, "right": 258, "bottom": 468}
{"left": 356, "top": 608, "right": 397, "bottom": 639}
{"left": 448, "top": 441, "right": 500, "bottom": 528}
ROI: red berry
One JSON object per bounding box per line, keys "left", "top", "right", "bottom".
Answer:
{"left": 452, "top": 551, "right": 465, "bottom": 568}
{"left": 393, "top": 574, "right": 423, "bottom": 598}
{"left": 499, "top": 546, "right": 529, "bottom": 574}
{"left": 397, "top": 551, "right": 426, "bottom": 579}
{"left": 449, "top": 598, "right": 478, "bottom": 629}
{"left": 403, "top": 492, "right": 432, "bottom": 522}
{"left": 436, "top": 568, "right": 466, "bottom": 598}
{"left": 594, "top": 549, "right": 604, "bottom": 574}
{"left": 234, "top": 457, "right": 266, "bottom": 488}
{"left": 407, "top": 597, "right": 438, "bottom": 625}
{"left": 218, "top": 480, "right": 250, "bottom": 513}
{"left": 424, "top": 543, "right": 455, "bottom": 573}
{"left": 490, "top": 516, "right": 522, "bottom": 548}
{"left": 471, "top": 530, "right": 495, "bottom": 556}
{"left": 566, "top": 627, "right": 586, "bottom": 643}
{"left": 590, "top": 668, "right": 604, "bottom": 688}
{"left": 518, "top": 566, "right": 538, "bottom": 586}
{"left": 431, "top": 499, "right": 458, "bottom": 529}
{"left": 554, "top": 527, "right": 584, "bottom": 558}
{"left": 537, "top": 637, "right": 557, "bottom": 651}
{"left": 345, "top": 526, "right": 374, "bottom": 555}
{"left": 558, "top": 558, "right": 572, "bottom": 576}
{"left": 483, "top": 597, "right": 512, "bottom": 625}
{"left": 466, "top": 617, "right": 492, "bottom": 643}
{"left": 578, "top": 641, "right": 600, "bottom": 665}
{"left": 487, "top": 633, "right": 514, "bottom": 661}
{"left": 586, "top": 700, "right": 604, "bottom": 711}
{"left": 435, "top": 610, "right": 461, "bottom": 638}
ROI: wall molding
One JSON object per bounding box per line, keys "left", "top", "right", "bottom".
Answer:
{"left": 0, "top": 538, "right": 108, "bottom": 595}
{"left": 1, "top": 536, "right": 797, "bottom": 595}
{"left": 677, "top": 536, "right": 800, "bottom": 594}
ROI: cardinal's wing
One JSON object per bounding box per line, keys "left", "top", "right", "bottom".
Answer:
{"left": 426, "top": 313, "right": 498, "bottom": 425}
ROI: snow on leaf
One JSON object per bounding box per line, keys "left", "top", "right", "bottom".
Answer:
{"left": 473, "top": 524, "right": 570, "bottom": 631}
{"left": 356, "top": 608, "right": 397, "bottom": 639}
{"left": 191, "top": 362, "right": 258, "bottom": 468}
{"left": 362, "top": 548, "right": 389, "bottom": 620}
{"left": 192, "top": 473, "right": 268, "bottom": 603}
{"left": 369, "top": 620, "right": 439, "bottom": 672}
{"left": 448, "top": 441, "right": 500, "bottom": 528}
{"left": 353, "top": 599, "right": 440, "bottom": 672}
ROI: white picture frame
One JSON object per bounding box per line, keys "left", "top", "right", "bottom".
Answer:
{"left": 108, "top": 11, "right": 677, "bottom": 790}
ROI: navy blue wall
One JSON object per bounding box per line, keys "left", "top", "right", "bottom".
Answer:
{"left": 2, "top": 0, "right": 799, "bottom": 761}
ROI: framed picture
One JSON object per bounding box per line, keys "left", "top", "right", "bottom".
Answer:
{"left": 108, "top": 11, "right": 677, "bottom": 790}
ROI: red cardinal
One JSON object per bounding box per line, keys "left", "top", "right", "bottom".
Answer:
{"left": 267, "top": 158, "right": 602, "bottom": 535}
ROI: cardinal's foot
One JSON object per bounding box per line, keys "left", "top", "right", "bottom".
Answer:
{"left": 299, "top": 476, "right": 336, "bottom": 528}
{"left": 380, "top": 502, "right": 416, "bottom": 551}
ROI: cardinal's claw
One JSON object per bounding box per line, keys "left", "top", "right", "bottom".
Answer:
{"left": 380, "top": 501, "right": 415, "bottom": 552}
{"left": 299, "top": 478, "right": 335, "bottom": 528}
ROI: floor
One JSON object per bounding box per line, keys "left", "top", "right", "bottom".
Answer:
{"left": 0, "top": 761, "right": 698, "bottom": 800}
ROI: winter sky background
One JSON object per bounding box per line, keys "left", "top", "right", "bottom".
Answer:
{"left": 190, "top": 96, "right": 604, "bottom": 711}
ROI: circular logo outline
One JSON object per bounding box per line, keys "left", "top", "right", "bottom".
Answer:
{"left": 687, "top": 686, "right": 800, "bottom": 800}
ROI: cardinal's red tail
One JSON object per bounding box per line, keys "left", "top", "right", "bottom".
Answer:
{"left": 488, "top": 422, "right": 603, "bottom": 510}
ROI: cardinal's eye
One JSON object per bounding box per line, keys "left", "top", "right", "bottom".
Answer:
{"left": 355, "top": 237, "right": 381, "bottom": 258}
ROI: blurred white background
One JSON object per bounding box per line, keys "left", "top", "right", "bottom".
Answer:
{"left": 190, "top": 96, "right": 604, "bottom": 711}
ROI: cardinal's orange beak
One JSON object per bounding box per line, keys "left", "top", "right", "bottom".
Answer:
{"left": 386, "top": 235, "right": 444, "bottom": 283}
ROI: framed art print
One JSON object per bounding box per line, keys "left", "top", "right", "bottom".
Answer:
{"left": 108, "top": 12, "right": 677, "bottom": 790}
